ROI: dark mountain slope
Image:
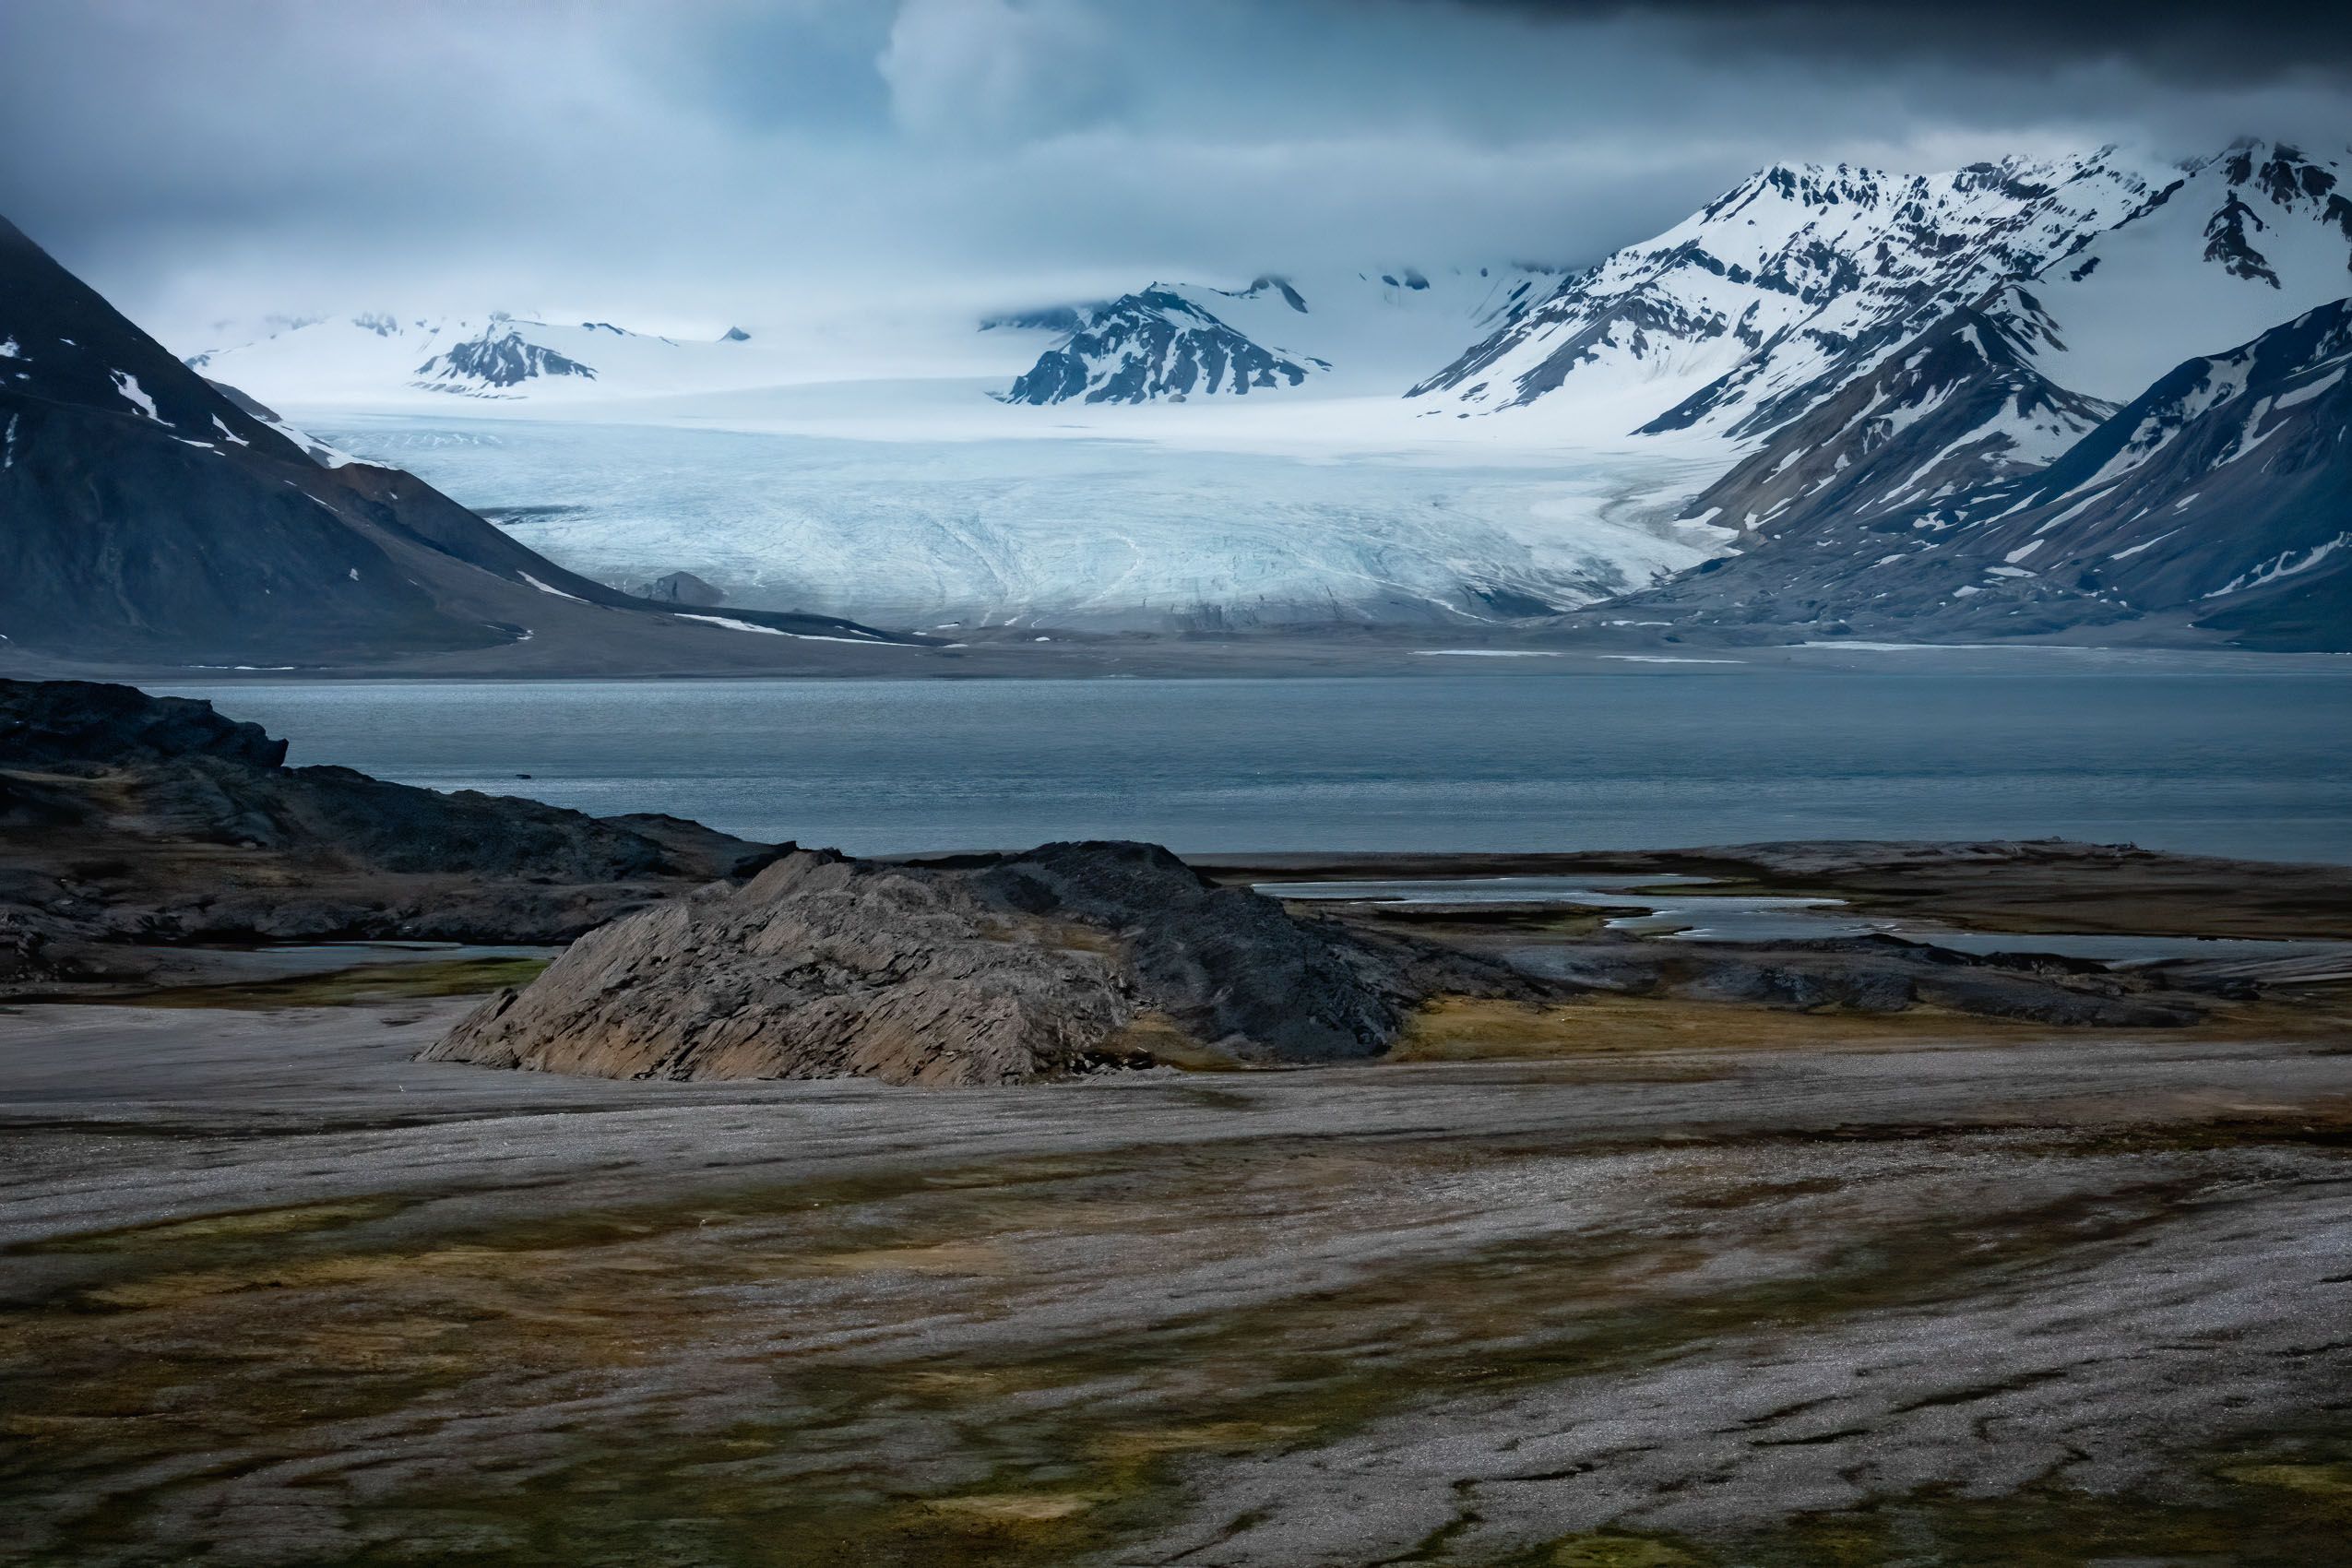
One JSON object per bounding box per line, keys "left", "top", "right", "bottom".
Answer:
{"left": 1964, "top": 297, "right": 2352, "bottom": 647}
{"left": 1597, "top": 299, "right": 2352, "bottom": 645}
{"left": 1676, "top": 286, "right": 2114, "bottom": 540}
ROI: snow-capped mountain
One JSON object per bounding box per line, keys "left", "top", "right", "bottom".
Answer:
{"left": 1000, "top": 266, "right": 1561, "bottom": 404}
{"left": 1554, "top": 138, "right": 2352, "bottom": 647}
{"left": 185, "top": 312, "right": 790, "bottom": 403}
{"left": 1931, "top": 296, "right": 2352, "bottom": 640}
{"left": 177, "top": 267, "right": 1737, "bottom": 631}
{"left": 412, "top": 327, "right": 599, "bottom": 393}
{"left": 1001, "top": 287, "right": 1325, "bottom": 404}
{"left": 1678, "top": 284, "right": 2116, "bottom": 539}
{"left": 1659, "top": 141, "right": 2352, "bottom": 536}
{"left": 2013, "top": 141, "right": 2352, "bottom": 402}
{"left": 1410, "top": 148, "right": 2162, "bottom": 435}
{"left": 1599, "top": 297, "right": 2352, "bottom": 647}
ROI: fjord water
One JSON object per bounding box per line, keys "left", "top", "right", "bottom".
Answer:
{"left": 159, "top": 670, "right": 2352, "bottom": 863}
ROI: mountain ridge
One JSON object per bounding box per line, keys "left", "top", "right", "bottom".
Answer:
{"left": 1590, "top": 298, "right": 2352, "bottom": 646}
{"left": 1411, "top": 147, "right": 2163, "bottom": 438}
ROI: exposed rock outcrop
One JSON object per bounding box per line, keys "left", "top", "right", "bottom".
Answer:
{"left": 1001, "top": 289, "right": 1324, "bottom": 405}
{"left": 429, "top": 841, "right": 1546, "bottom": 1086}
{"left": 1509, "top": 932, "right": 2201, "bottom": 1028}
{"left": 634, "top": 570, "right": 725, "bottom": 607}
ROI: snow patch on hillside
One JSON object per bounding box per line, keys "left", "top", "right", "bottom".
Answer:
{"left": 109, "top": 370, "right": 159, "bottom": 421}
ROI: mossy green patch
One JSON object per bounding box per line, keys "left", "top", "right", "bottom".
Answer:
{"left": 21, "top": 1195, "right": 413, "bottom": 1253}
{"left": 1394, "top": 993, "right": 2033, "bottom": 1062}
{"left": 1541, "top": 1532, "right": 1710, "bottom": 1567}
{"left": 2219, "top": 1458, "right": 2352, "bottom": 1499}
{"left": 106, "top": 956, "right": 552, "bottom": 1010}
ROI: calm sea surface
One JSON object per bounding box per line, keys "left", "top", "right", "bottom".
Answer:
{"left": 156, "top": 671, "right": 2352, "bottom": 863}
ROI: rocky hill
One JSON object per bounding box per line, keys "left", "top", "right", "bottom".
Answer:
{"left": 429, "top": 839, "right": 1544, "bottom": 1085}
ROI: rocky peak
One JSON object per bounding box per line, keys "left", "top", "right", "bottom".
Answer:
{"left": 1235, "top": 275, "right": 1310, "bottom": 312}
{"left": 1000, "top": 289, "right": 1322, "bottom": 406}
{"left": 0, "top": 214, "right": 306, "bottom": 457}
{"left": 1747, "top": 160, "right": 1893, "bottom": 210}
{"left": 2204, "top": 193, "right": 2282, "bottom": 286}
{"left": 413, "top": 327, "right": 598, "bottom": 393}
{"left": 2213, "top": 139, "right": 2341, "bottom": 209}
{"left": 1416, "top": 144, "right": 2160, "bottom": 436}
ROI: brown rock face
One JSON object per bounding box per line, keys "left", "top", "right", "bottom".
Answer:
{"left": 426, "top": 841, "right": 1542, "bottom": 1087}
{"left": 428, "top": 852, "right": 1131, "bottom": 1087}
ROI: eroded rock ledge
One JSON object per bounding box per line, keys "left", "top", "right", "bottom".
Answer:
{"left": 426, "top": 841, "right": 1544, "bottom": 1086}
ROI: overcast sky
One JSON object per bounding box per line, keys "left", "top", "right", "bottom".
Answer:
{"left": 3, "top": 0, "right": 2346, "bottom": 345}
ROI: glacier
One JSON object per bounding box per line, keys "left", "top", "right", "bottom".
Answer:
{"left": 311, "top": 415, "right": 1732, "bottom": 630}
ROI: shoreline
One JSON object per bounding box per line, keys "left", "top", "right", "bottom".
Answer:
{"left": 9, "top": 632, "right": 2348, "bottom": 687}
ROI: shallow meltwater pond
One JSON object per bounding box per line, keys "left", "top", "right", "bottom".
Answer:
{"left": 1258, "top": 876, "right": 2352, "bottom": 968}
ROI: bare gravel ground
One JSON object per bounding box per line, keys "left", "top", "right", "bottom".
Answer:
{"left": 3, "top": 994, "right": 2349, "bottom": 1566}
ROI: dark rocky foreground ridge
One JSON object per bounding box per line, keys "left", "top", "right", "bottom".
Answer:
{"left": 0, "top": 679, "right": 782, "bottom": 986}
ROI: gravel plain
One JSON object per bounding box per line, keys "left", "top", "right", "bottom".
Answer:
{"left": 5, "top": 987, "right": 2350, "bottom": 1566}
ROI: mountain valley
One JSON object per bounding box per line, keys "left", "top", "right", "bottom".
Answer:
{"left": 5, "top": 139, "right": 2346, "bottom": 662}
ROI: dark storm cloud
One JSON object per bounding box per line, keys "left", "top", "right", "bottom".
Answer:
{"left": 0, "top": 0, "right": 2341, "bottom": 347}
{"left": 1442, "top": 0, "right": 2352, "bottom": 79}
